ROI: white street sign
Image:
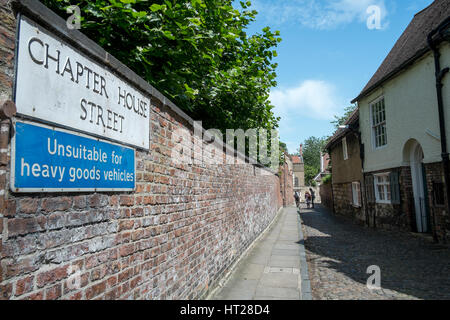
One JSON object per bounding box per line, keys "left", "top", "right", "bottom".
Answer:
{"left": 15, "top": 16, "right": 150, "bottom": 150}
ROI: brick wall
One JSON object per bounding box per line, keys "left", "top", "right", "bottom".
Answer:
{"left": 279, "top": 161, "right": 294, "bottom": 207}
{"left": 424, "top": 162, "right": 449, "bottom": 243}
{"left": 0, "top": 0, "right": 16, "bottom": 300}
{"left": 0, "top": 1, "right": 284, "bottom": 300}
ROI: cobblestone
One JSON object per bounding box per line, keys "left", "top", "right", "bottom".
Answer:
{"left": 301, "top": 205, "right": 450, "bottom": 300}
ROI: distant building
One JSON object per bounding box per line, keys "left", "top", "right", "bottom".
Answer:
{"left": 291, "top": 144, "right": 305, "bottom": 192}
{"left": 313, "top": 152, "right": 331, "bottom": 186}
{"left": 280, "top": 152, "right": 294, "bottom": 207}
{"left": 325, "top": 110, "right": 365, "bottom": 223}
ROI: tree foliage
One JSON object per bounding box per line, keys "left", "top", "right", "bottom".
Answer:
{"left": 331, "top": 104, "right": 357, "bottom": 130}
{"left": 304, "top": 165, "right": 317, "bottom": 187}
{"left": 322, "top": 174, "right": 332, "bottom": 185}
{"left": 279, "top": 141, "right": 288, "bottom": 154}
{"left": 42, "top": 0, "right": 281, "bottom": 134}
{"left": 300, "top": 136, "right": 327, "bottom": 185}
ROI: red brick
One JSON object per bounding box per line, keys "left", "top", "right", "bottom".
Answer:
{"left": 85, "top": 251, "right": 109, "bottom": 269}
{"left": 68, "top": 291, "right": 83, "bottom": 300}
{"left": 89, "top": 194, "right": 108, "bottom": 208}
{"left": 7, "top": 217, "right": 46, "bottom": 237}
{"left": 37, "top": 265, "right": 68, "bottom": 288}
{"left": 106, "top": 275, "right": 117, "bottom": 288}
{"left": 0, "top": 283, "right": 12, "bottom": 300}
{"left": 15, "top": 276, "right": 34, "bottom": 296}
{"left": 3, "top": 256, "right": 41, "bottom": 279}
{"left": 0, "top": 26, "right": 14, "bottom": 50}
{"left": 90, "top": 265, "right": 107, "bottom": 282}
{"left": 45, "top": 283, "right": 62, "bottom": 300}
{"left": 119, "top": 196, "right": 134, "bottom": 207}
{"left": 85, "top": 281, "right": 107, "bottom": 300}
{"left": 104, "top": 288, "right": 118, "bottom": 300}
{"left": 118, "top": 220, "right": 134, "bottom": 232}
{"left": 18, "top": 198, "right": 39, "bottom": 214}
{"left": 0, "top": 69, "right": 12, "bottom": 89}
{"left": 4, "top": 199, "right": 16, "bottom": 217}
{"left": 119, "top": 244, "right": 135, "bottom": 257}
{"left": 22, "top": 291, "right": 44, "bottom": 300}
{"left": 41, "top": 197, "right": 72, "bottom": 213}
{"left": 73, "top": 196, "right": 87, "bottom": 209}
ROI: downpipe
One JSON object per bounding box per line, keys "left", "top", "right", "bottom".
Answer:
{"left": 427, "top": 17, "right": 450, "bottom": 243}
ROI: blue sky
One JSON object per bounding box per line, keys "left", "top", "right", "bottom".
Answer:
{"left": 240, "top": 0, "right": 434, "bottom": 154}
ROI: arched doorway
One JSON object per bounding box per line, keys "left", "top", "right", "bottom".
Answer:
{"left": 407, "top": 141, "right": 430, "bottom": 233}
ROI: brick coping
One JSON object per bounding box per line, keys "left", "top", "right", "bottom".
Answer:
{"left": 9, "top": 0, "right": 275, "bottom": 173}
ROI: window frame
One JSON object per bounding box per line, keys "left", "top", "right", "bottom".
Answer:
{"left": 433, "top": 182, "right": 445, "bottom": 207}
{"left": 370, "top": 97, "right": 387, "bottom": 150}
{"left": 374, "top": 172, "right": 392, "bottom": 204}
{"left": 342, "top": 137, "right": 348, "bottom": 161}
{"left": 352, "top": 181, "right": 361, "bottom": 207}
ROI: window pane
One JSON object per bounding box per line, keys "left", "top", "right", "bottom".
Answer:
{"left": 378, "top": 186, "right": 385, "bottom": 200}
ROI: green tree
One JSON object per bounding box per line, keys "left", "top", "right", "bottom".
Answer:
{"left": 300, "top": 136, "right": 327, "bottom": 185}
{"left": 279, "top": 141, "right": 288, "bottom": 154}
{"left": 304, "top": 165, "right": 317, "bottom": 187}
{"left": 42, "top": 0, "right": 281, "bottom": 135}
{"left": 331, "top": 105, "right": 357, "bottom": 130}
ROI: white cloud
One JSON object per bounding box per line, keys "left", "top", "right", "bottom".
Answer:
{"left": 270, "top": 80, "right": 345, "bottom": 121}
{"left": 251, "top": 0, "right": 388, "bottom": 30}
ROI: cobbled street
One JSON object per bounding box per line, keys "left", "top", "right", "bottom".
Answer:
{"left": 301, "top": 205, "right": 450, "bottom": 300}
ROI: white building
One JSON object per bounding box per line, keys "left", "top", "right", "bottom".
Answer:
{"left": 352, "top": 0, "right": 450, "bottom": 241}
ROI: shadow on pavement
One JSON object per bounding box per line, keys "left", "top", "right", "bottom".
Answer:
{"left": 299, "top": 204, "right": 450, "bottom": 300}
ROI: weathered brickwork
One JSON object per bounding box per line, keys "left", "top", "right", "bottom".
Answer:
{"left": 0, "top": 0, "right": 17, "bottom": 299}
{"left": 319, "top": 183, "right": 333, "bottom": 211}
{"left": 398, "top": 166, "right": 416, "bottom": 231}
{"left": 331, "top": 183, "right": 364, "bottom": 224}
{"left": 424, "top": 162, "right": 449, "bottom": 243}
{"left": 279, "top": 160, "right": 294, "bottom": 207}
{"left": 363, "top": 165, "right": 449, "bottom": 242}
{"left": 0, "top": 1, "right": 285, "bottom": 300}
{"left": 364, "top": 167, "right": 412, "bottom": 231}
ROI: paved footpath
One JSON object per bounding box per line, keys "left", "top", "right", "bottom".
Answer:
{"left": 301, "top": 204, "right": 450, "bottom": 300}
{"left": 212, "top": 207, "right": 309, "bottom": 300}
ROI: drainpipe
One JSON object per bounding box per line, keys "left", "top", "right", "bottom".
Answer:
{"left": 428, "top": 17, "right": 450, "bottom": 243}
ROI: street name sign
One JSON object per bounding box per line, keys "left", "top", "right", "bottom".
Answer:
{"left": 15, "top": 16, "right": 150, "bottom": 150}
{"left": 11, "top": 120, "right": 136, "bottom": 192}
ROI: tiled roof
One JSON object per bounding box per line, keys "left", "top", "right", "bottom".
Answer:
{"left": 325, "top": 109, "right": 359, "bottom": 150}
{"left": 291, "top": 155, "right": 303, "bottom": 164}
{"left": 352, "top": 0, "right": 450, "bottom": 103}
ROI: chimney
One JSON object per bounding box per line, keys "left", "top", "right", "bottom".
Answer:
{"left": 299, "top": 144, "right": 303, "bottom": 157}
{"left": 320, "top": 152, "right": 324, "bottom": 172}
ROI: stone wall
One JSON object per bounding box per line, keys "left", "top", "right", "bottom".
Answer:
{"left": 319, "top": 183, "right": 333, "bottom": 211}
{"left": 0, "top": 1, "right": 284, "bottom": 300}
{"left": 363, "top": 164, "right": 449, "bottom": 241}
{"left": 331, "top": 183, "right": 364, "bottom": 224}
{"left": 364, "top": 167, "right": 412, "bottom": 231}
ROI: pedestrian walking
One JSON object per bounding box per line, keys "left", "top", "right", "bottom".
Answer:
{"left": 309, "top": 188, "right": 316, "bottom": 208}
{"left": 294, "top": 191, "right": 300, "bottom": 208}
{"left": 305, "top": 192, "right": 311, "bottom": 208}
